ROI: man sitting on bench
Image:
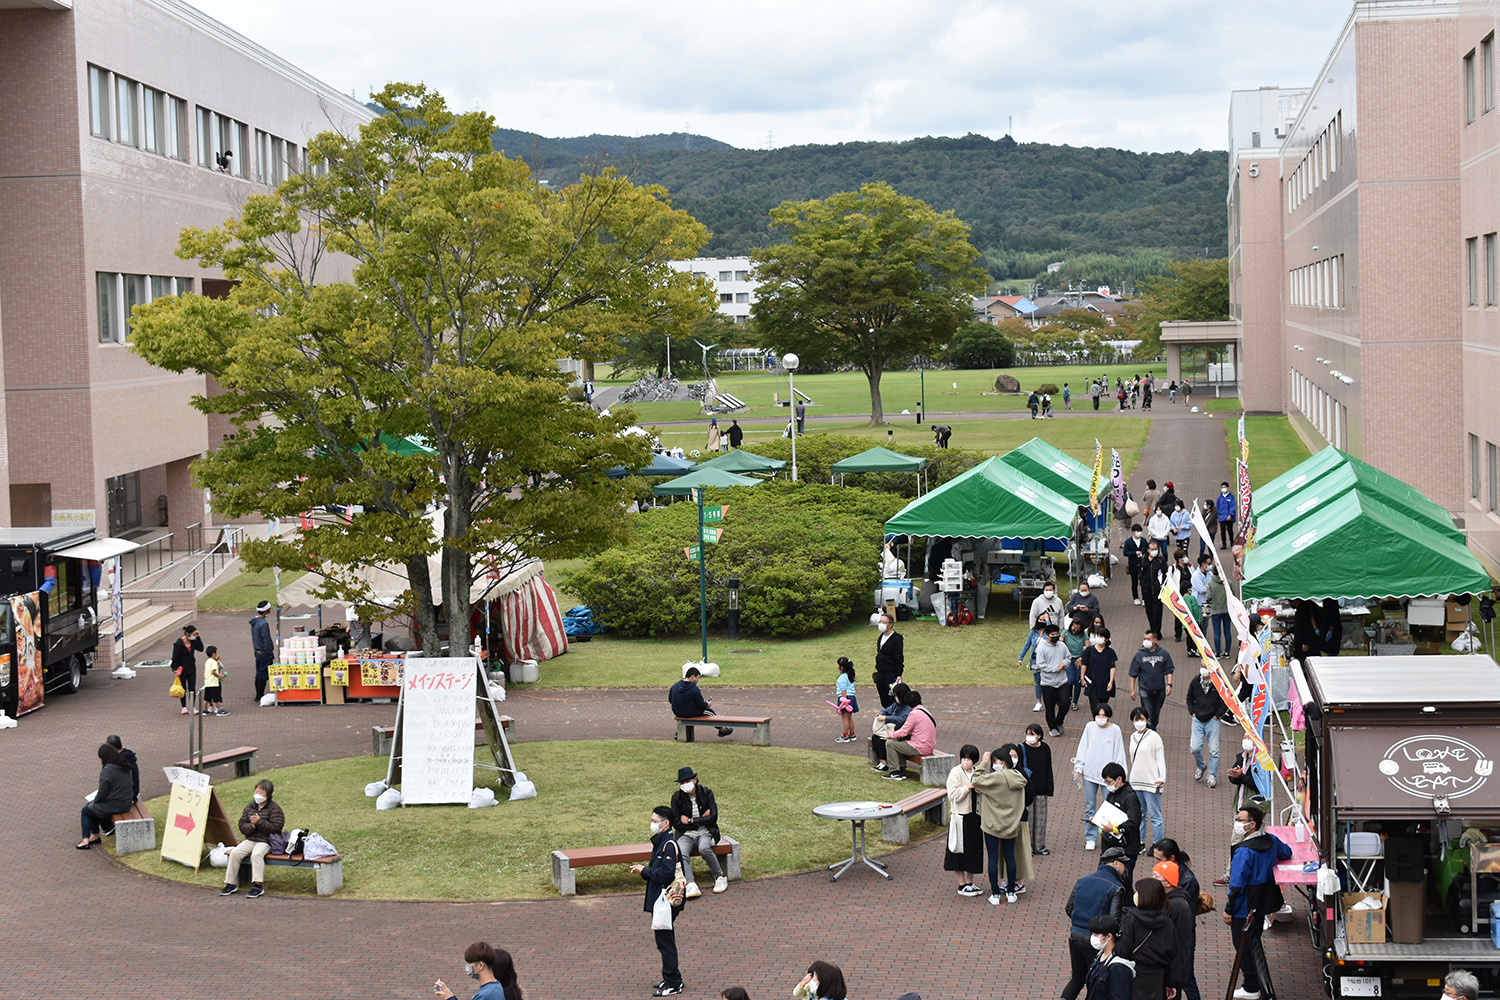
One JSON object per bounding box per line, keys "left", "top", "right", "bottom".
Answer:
{"left": 670, "top": 667, "right": 732, "bottom": 739}
{"left": 106, "top": 734, "right": 140, "bottom": 800}
{"left": 220, "top": 779, "right": 283, "bottom": 899}
{"left": 672, "top": 766, "right": 727, "bottom": 898}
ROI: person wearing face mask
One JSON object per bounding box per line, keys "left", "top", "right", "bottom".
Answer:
{"left": 1022, "top": 723, "right": 1054, "bottom": 856}
{"left": 1030, "top": 581, "right": 1065, "bottom": 631}
{"left": 1073, "top": 704, "right": 1126, "bottom": 852}
{"left": 1117, "top": 878, "right": 1177, "bottom": 1000}
{"left": 1224, "top": 806, "right": 1290, "bottom": 1000}
{"left": 1081, "top": 627, "right": 1118, "bottom": 718}
{"left": 1153, "top": 861, "right": 1198, "bottom": 1000}
{"left": 1097, "top": 762, "right": 1143, "bottom": 879}
{"left": 220, "top": 779, "right": 283, "bottom": 898}
{"left": 1123, "top": 525, "right": 1146, "bottom": 606}
{"left": 792, "top": 961, "right": 847, "bottom": 1000}
{"left": 1213, "top": 738, "right": 1272, "bottom": 887}
{"left": 1037, "top": 623, "right": 1072, "bottom": 737}
{"left": 1215, "top": 480, "right": 1236, "bottom": 550}
{"left": 1206, "top": 566, "right": 1230, "bottom": 659}
{"left": 433, "top": 941, "right": 518, "bottom": 1000}
{"left": 1126, "top": 707, "right": 1167, "bottom": 850}
{"left": 1128, "top": 631, "right": 1174, "bottom": 732}
{"left": 670, "top": 767, "right": 725, "bottom": 897}
{"left": 630, "top": 806, "right": 688, "bottom": 996}
{"left": 1084, "top": 915, "right": 1136, "bottom": 1000}
{"left": 1067, "top": 582, "right": 1101, "bottom": 623}
{"left": 1441, "top": 971, "right": 1481, "bottom": 1000}
{"left": 972, "top": 744, "right": 1032, "bottom": 903}
{"left": 1184, "top": 666, "right": 1226, "bottom": 787}
{"left": 944, "top": 744, "right": 985, "bottom": 895}
{"left": 1019, "top": 614, "right": 1051, "bottom": 713}
{"left": 1062, "top": 848, "right": 1130, "bottom": 1000}
{"left": 869, "top": 682, "right": 911, "bottom": 771}
{"left": 1139, "top": 542, "right": 1167, "bottom": 638}
{"left": 872, "top": 613, "right": 905, "bottom": 710}
{"left": 1064, "top": 618, "right": 1090, "bottom": 709}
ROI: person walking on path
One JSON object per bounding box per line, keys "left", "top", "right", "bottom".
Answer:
{"left": 1037, "top": 622, "right": 1072, "bottom": 736}
{"left": 1129, "top": 630, "right": 1174, "bottom": 732}
{"left": 1063, "top": 383, "right": 1072, "bottom": 409}
{"left": 1169, "top": 500, "right": 1192, "bottom": 557}
{"left": 1099, "top": 762, "right": 1144, "bottom": 879}
{"left": 171, "top": 623, "right": 203, "bottom": 714}
{"left": 972, "top": 744, "right": 1032, "bottom": 903}
{"left": 1028, "top": 390, "right": 1040, "bottom": 419}
{"left": 1127, "top": 707, "right": 1167, "bottom": 849}
{"left": 872, "top": 613, "right": 905, "bottom": 709}
{"left": 1224, "top": 805, "right": 1291, "bottom": 1000}
{"left": 1118, "top": 878, "right": 1177, "bottom": 999}
{"left": 1030, "top": 581, "right": 1064, "bottom": 630}
{"left": 1140, "top": 541, "right": 1168, "bottom": 638}
{"left": 1074, "top": 704, "right": 1126, "bottom": 852}
{"left": 631, "top": 805, "right": 688, "bottom": 997}
{"left": 706, "top": 419, "right": 722, "bottom": 453}
{"left": 250, "top": 601, "right": 274, "bottom": 703}
{"left": 1123, "top": 525, "right": 1146, "bottom": 606}
{"left": 1154, "top": 860, "right": 1200, "bottom": 1000}
{"left": 1084, "top": 915, "right": 1136, "bottom": 1000}
{"left": 1022, "top": 723, "right": 1054, "bottom": 856}
{"left": 1185, "top": 666, "right": 1226, "bottom": 787}
{"left": 432, "top": 942, "right": 514, "bottom": 1000}
{"left": 944, "top": 744, "right": 985, "bottom": 896}
{"left": 671, "top": 766, "right": 726, "bottom": 898}
{"left": 1081, "top": 627, "right": 1118, "bottom": 717}
{"left": 726, "top": 419, "right": 743, "bottom": 449}
{"left": 1062, "top": 848, "right": 1130, "bottom": 1000}
{"left": 1020, "top": 616, "right": 1050, "bottom": 715}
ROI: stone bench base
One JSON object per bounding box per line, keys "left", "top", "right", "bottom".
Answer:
{"left": 114, "top": 816, "right": 156, "bottom": 856}
{"left": 865, "top": 744, "right": 958, "bottom": 786}
{"left": 880, "top": 795, "right": 950, "bottom": 844}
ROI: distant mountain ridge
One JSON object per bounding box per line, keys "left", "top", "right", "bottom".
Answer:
{"left": 490, "top": 128, "right": 733, "bottom": 165}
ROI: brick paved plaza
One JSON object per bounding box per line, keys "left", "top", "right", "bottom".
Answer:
{"left": 1, "top": 407, "right": 1328, "bottom": 1000}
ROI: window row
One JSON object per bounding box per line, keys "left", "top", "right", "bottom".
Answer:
{"left": 254, "top": 129, "right": 300, "bottom": 186}
{"left": 1465, "top": 33, "right": 1496, "bottom": 125}
{"left": 1465, "top": 233, "right": 1500, "bottom": 308}
{"left": 1289, "top": 254, "right": 1345, "bottom": 309}
{"left": 1287, "top": 113, "right": 1341, "bottom": 213}
{"left": 1291, "top": 369, "right": 1345, "bottom": 449}
{"left": 1470, "top": 434, "right": 1500, "bottom": 514}
{"left": 88, "top": 66, "right": 188, "bottom": 162}
{"left": 717, "top": 292, "right": 751, "bottom": 304}
{"left": 97, "top": 273, "right": 193, "bottom": 344}
{"left": 717, "top": 269, "right": 751, "bottom": 282}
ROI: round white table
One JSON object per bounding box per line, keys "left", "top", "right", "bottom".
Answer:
{"left": 813, "top": 800, "right": 903, "bottom": 881}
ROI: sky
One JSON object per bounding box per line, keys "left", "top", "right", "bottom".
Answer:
{"left": 190, "top": 0, "right": 1356, "bottom": 154}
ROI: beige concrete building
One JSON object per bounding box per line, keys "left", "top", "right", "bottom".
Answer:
{"left": 0, "top": 0, "right": 370, "bottom": 545}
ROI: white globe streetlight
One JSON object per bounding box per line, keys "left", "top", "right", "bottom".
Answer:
{"left": 782, "top": 353, "right": 800, "bottom": 482}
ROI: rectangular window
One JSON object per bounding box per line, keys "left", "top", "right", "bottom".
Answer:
{"left": 142, "top": 87, "right": 159, "bottom": 153}
{"left": 197, "top": 107, "right": 213, "bottom": 167}
{"left": 114, "top": 75, "right": 137, "bottom": 148}
{"left": 150, "top": 276, "right": 171, "bottom": 300}
{"left": 1474, "top": 434, "right": 1482, "bottom": 500}
{"left": 123, "top": 274, "right": 146, "bottom": 338}
{"left": 718, "top": 270, "right": 733, "bottom": 281}
{"left": 1489, "top": 233, "right": 1498, "bottom": 306}
{"left": 165, "top": 96, "right": 186, "bottom": 161}
{"left": 1486, "top": 34, "right": 1496, "bottom": 112}
{"left": 1467, "top": 50, "right": 1478, "bottom": 124}
{"left": 255, "top": 130, "right": 270, "bottom": 184}
{"left": 719, "top": 293, "right": 733, "bottom": 304}
{"left": 88, "top": 66, "right": 111, "bottom": 138}
{"left": 97, "top": 273, "right": 119, "bottom": 343}
{"left": 177, "top": 276, "right": 193, "bottom": 295}
{"left": 1490, "top": 441, "right": 1498, "bottom": 513}
{"left": 734, "top": 292, "right": 749, "bottom": 303}
{"left": 1470, "top": 238, "right": 1481, "bottom": 306}
{"left": 734, "top": 270, "right": 749, "bottom": 281}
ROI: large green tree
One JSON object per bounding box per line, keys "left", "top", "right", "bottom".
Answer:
{"left": 750, "top": 182, "right": 985, "bottom": 424}
{"left": 131, "top": 83, "right": 712, "bottom": 654}
{"left": 1125, "top": 257, "right": 1230, "bottom": 359}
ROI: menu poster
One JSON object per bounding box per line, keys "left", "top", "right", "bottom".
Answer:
{"left": 398, "top": 658, "right": 477, "bottom": 805}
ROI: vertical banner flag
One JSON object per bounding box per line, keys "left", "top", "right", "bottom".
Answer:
{"left": 1089, "top": 439, "right": 1104, "bottom": 515}
{"left": 1234, "top": 460, "right": 1256, "bottom": 550}
{"left": 1110, "top": 448, "right": 1124, "bottom": 514}
{"left": 1238, "top": 414, "right": 1250, "bottom": 465}
{"left": 108, "top": 556, "right": 124, "bottom": 645}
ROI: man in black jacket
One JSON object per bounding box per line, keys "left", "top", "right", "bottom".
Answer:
{"left": 105, "top": 734, "right": 139, "bottom": 801}
{"left": 670, "top": 766, "right": 725, "bottom": 898}
{"left": 631, "top": 805, "right": 687, "bottom": 996}
{"left": 1061, "top": 847, "right": 1129, "bottom": 1000}
{"left": 1099, "top": 761, "right": 1143, "bottom": 879}
{"left": 668, "top": 668, "right": 732, "bottom": 739}
{"left": 725, "top": 420, "right": 743, "bottom": 449}
{"left": 1185, "top": 667, "right": 1226, "bottom": 787}
{"left": 873, "top": 613, "right": 905, "bottom": 708}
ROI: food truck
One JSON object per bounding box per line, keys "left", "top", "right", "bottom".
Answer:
{"left": 1293, "top": 654, "right": 1500, "bottom": 997}
{"left": 0, "top": 528, "right": 115, "bottom": 718}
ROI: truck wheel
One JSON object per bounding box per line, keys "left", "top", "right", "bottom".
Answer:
{"left": 61, "top": 654, "right": 84, "bottom": 694}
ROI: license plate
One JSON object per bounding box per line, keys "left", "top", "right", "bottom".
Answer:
{"left": 1340, "top": 976, "right": 1382, "bottom": 996}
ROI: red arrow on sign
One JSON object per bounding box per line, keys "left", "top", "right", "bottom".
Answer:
{"left": 173, "top": 813, "right": 197, "bottom": 835}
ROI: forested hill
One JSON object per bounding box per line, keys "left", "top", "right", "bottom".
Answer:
{"left": 497, "top": 130, "right": 1227, "bottom": 284}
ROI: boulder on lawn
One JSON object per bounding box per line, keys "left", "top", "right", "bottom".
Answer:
{"left": 994, "top": 374, "right": 1022, "bottom": 393}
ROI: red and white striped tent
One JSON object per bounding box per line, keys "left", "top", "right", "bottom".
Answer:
{"left": 486, "top": 559, "right": 568, "bottom": 663}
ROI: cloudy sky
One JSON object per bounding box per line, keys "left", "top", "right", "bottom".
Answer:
{"left": 192, "top": 0, "right": 1354, "bottom": 153}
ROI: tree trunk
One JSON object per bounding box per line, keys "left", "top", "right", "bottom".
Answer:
{"left": 441, "top": 505, "right": 473, "bottom": 662}
{"left": 866, "top": 367, "right": 885, "bottom": 425}
{"left": 407, "top": 554, "right": 441, "bottom": 656}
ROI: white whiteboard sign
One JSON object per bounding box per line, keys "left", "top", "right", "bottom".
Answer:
{"left": 400, "top": 657, "right": 477, "bottom": 805}
{"left": 162, "top": 766, "right": 211, "bottom": 794}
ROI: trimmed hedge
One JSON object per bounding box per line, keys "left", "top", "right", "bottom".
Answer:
{"left": 564, "top": 482, "right": 904, "bottom": 638}
{"left": 748, "top": 435, "right": 988, "bottom": 499}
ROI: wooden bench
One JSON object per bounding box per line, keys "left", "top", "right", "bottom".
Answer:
{"left": 177, "top": 746, "right": 258, "bottom": 778}
{"left": 880, "top": 787, "right": 950, "bottom": 845}
{"left": 111, "top": 799, "right": 156, "bottom": 856}
{"left": 372, "top": 716, "right": 514, "bottom": 755}
{"left": 236, "top": 851, "right": 344, "bottom": 895}
{"left": 675, "top": 715, "right": 770, "bottom": 746}
{"left": 551, "top": 835, "right": 742, "bottom": 896}
{"left": 865, "top": 742, "right": 958, "bottom": 787}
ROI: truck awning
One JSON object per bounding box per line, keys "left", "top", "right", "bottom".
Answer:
{"left": 1332, "top": 726, "right": 1500, "bottom": 818}
{"left": 53, "top": 538, "right": 142, "bottom": 561}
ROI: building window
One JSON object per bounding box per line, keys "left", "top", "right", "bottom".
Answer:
{"left": 139, "top": 88, "right": 187, "bottom": 160}
{"left": 1470, "top": 238, "right": 1481, "bottom": 306}
{"left": 1490, "top": 441, "right": 1498, "bottom": 513}
{"left": 734, "top": 292, "right": 749, "bottom": 303}
{"left": 1467, "top": 50, "right": 1478, "bottom": 124}
{"left": 718, "top": 270, "right": 733, "bottom": 281}
{"left": 1474, "top": 434, "right": 1482, "bottom": 500}
{"left": 88, "top": 66, "right": 111, "bottom": 139}
{"left": 197, "top": 107, "right": 213, "bottom": 168}
{"left": 98, "top": 273, "right": 190, "bottom": 343}
{"left": 97, "top": 273, "right": 120, "bottom": 344}
{"left": 719, "top": 293, "right": 733, "bottom": 304}
{"left": 1486, "top": 34, "right": 1496, "bottom": 112}
{"left": 114, "top": 74, "right": 137, "bottom": 148}
{"left": 199, "top": 106, "right": 247, "bottom": 176}
{"left": 734, "top": 270, "right": 749, "bottom": 281}
{"left": 1489, "top": 234, "right": 1499, "bottom": 307}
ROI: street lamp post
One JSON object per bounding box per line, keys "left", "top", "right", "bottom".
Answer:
{"left": 783, "top": 352, "right": 800, "bottom": 482}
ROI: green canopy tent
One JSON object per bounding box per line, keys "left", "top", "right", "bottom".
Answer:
{"left": 997, "top": 437, "right": 1092, "bottom": 505}
{"left": 885, "top": 457, "right": 1078, "bottom": 540}
{"left": 1241, "top": 490, "right": 1490, "bottom": 601}
{"left": 697, "top": 450, "right": 787, "bottom": 475}
{"left": 652, "top": 466, "right": 762, "bottom": 497}
{"left": 1252, "top": 460, "right": 1463, "bottom": 545}
{"left": 1254, "top": 446, "right": 1356, "bottom": 511}
{"left": 831, "top": 446, "right": 930, "bottom": 494}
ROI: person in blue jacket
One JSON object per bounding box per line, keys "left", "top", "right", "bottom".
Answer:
{"left": 631, "top": 806, "right": 688, "bottom": 996}
{"left": 1061, "top": 847, "right": 1129, "bottom": 1000}
{"left": 1224, "top": 805, "right": 1291, "bottom": 1000}
{"left": 249, "top": 601, "right": 274, "bottom": 702}
{"left": 669, "top": 668, "right": 732, "bottom": 739}
{"left": 1215, "top": 481, "right": 1237, "bottom": 550}
{"left": 1084, "top": 914, "right": 1135, "bottom": 1000}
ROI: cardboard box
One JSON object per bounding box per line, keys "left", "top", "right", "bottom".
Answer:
{"left": 322, "top": 666, "right": 345, "bottom": 705}
{"left": 1386, "top": 880, "right": 1424, "bottom": 944}
{"left": 1343, "top": 891, "right": 1387, "bottom": 944}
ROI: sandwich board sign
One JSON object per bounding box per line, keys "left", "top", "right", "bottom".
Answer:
{"left": 159, "top": 766, "right": 235, "bottom": 871}
{"left": 384, "top": 657, "right": 517, "bottom": 804}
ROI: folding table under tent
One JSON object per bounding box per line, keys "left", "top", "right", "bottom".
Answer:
{"left": 651, "top": 466, "right": 762, "bottom": 497}
{"left": 606, "top": 452, "right": 698, "bottom": 478}
{"left": 697, "top": 450, "right": 787, "bottom": 475}
{"left": 1240, "top": 490, "right": 1490, "bottom": 601}
{"left": 1251, "top": 446, "right": 1461, "bottom": 543}
{"left": 831, "top": 446, "right": 930, "bottom": 494}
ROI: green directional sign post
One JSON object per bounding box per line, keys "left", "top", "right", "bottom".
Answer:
{"left": 703, "top": 505, "right": 727, "bottom": 523}
{"left": 701, "top": 525, "right": 722, "bottom": 544}
{"left": 691, "top": 492, "right": 729, "bottom": 663}
{"left": 683, "top": 544, "right": 702, "bottom": 561}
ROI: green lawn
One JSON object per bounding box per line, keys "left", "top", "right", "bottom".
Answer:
{"left": 199, "top": 567, "right": 306, "bottom": 612}
{"left": 1227, "top": 415, "right": 1314, "bottom": 485}
{"left": 1204, "top": 398, "right": 1242, "bottom": 411}
{"left": 612, "top": 363, "right": 1158, "bottom": 423}
{"left": 117, "top": 741, "right": 941, "bottom": 899}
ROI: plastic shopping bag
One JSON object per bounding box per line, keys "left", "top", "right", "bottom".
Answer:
{"left": 651, "top": 890, "right": 674, "bottom": 930}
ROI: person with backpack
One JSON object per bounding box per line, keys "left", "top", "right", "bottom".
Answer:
{"left": 631, "top": 805, "right": 688, "bottom": 996}
{"left": 1223, "top": 805, "right": 1291, "bottom": 1000}
{"left": 1084, "top": 915, "right": 1136, "bottom": 1000}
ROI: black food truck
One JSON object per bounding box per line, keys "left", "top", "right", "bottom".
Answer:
{"left": 0, "top": 528, "right": 111, "bottom": 718}
{"left": 1293, "top": 653, "right": 1500, "bottom": 997}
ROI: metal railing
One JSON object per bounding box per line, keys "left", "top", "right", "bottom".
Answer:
{"left": 184, "top": 522, "right": 204, "bottom": 554}
{"left": 119, "top": 533, "right": 173, "bottom": 585}
{"left": 176, "top": 526, "right": 245, "bottom": 591}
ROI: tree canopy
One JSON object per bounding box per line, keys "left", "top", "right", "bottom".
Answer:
{"left": 751, "top": 182, "right": 986, "bottom": 424}
{"left": 131, "top": 83, "right": 713, "bottom": 653}
{"left": 1123, "top": 257, "right": 1231, "bottom": 359}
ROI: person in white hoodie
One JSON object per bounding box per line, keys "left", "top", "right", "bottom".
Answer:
{"left": 1127, "top": 706, "right": 1167, "bottom": 849}
{"left": 1073, "top": 703, "right": 1127, "bottom": 851}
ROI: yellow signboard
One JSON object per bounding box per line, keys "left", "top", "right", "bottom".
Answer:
{"left": 268, "top": 663, "right": 323, "bottom": 691}
{"left": 161, "top": 782, "right": 211, "bottom": 870}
